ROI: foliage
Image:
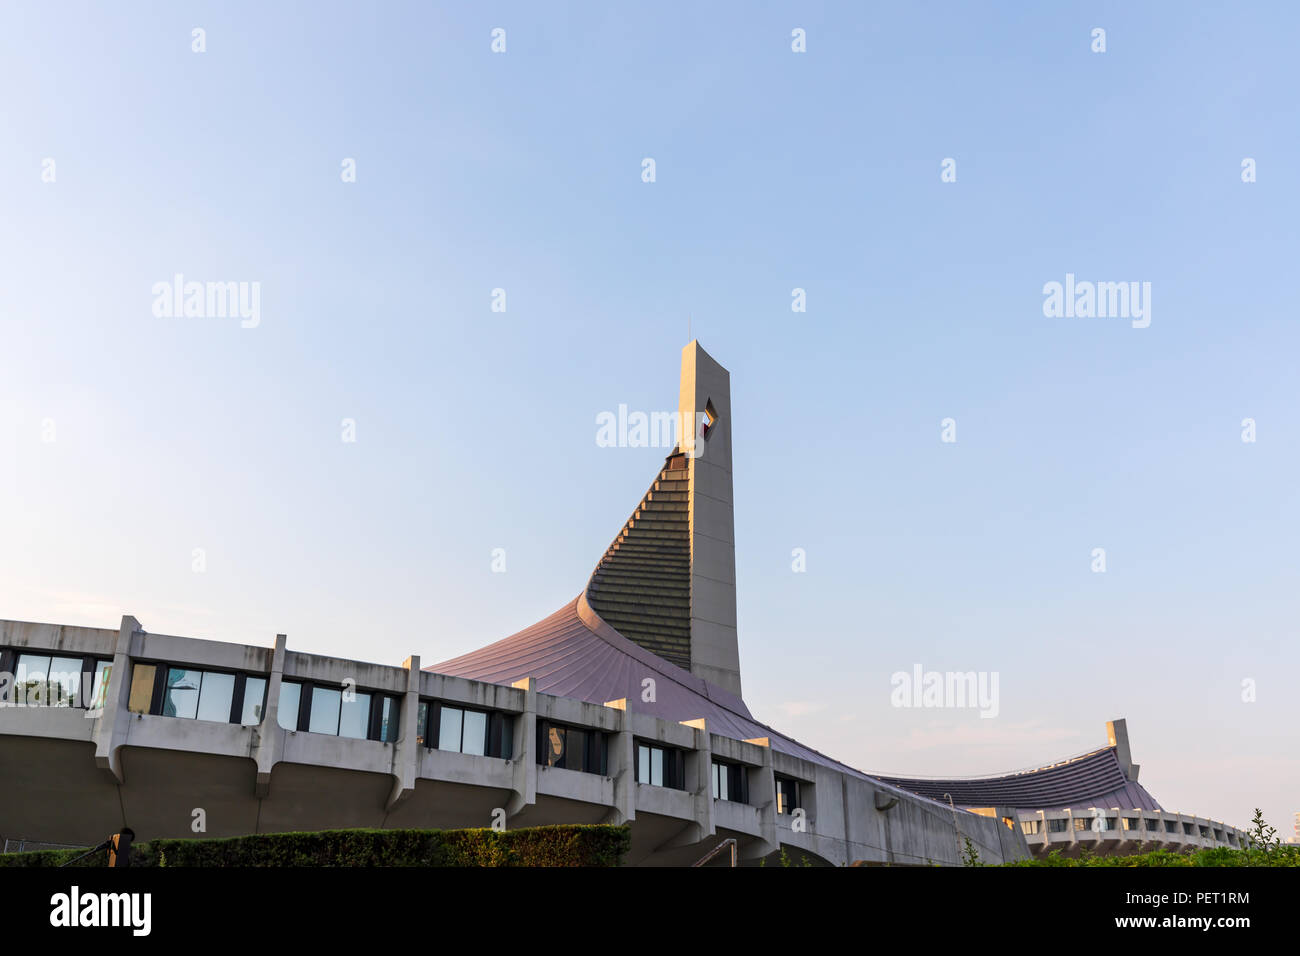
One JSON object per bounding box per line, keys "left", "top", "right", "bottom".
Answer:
{"left": 0, "top": 824, "right": 631, "bottom": 868}
{"left": 1005, "top": 811, "right": 1300, "bottom": 867}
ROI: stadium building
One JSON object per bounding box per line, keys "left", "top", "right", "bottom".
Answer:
{"left": 0, "top": 343, "right": 1240, "bottom": 864}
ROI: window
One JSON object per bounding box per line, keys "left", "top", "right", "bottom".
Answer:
{"left": 128, "top": 663, "right": 158, "bottom": 714}
{"left": 634, "top": 742, "right": 685, "bottom": 789}
{"left": 1182, "top": 822, "right": 1194, "bottom": 835}
{"left": 536, "top": 720, "right": 606, "bottom": 774}
{"left": 379, "top": 696, "right": 398, "bottom": 743}
{"left": 1075, "top": 815, "right": 1112, "bottom": 831}
{"left": 1144, "top": 818, "right": 1159, "bottom": 831}
{"left": 128, "top": 662, "right": 269, "bottom": 725}
{"left": 711, "top": 760, "right": 747, "bottom": 803}
{"left": 89, "top": 660, "right": 113, "bottom": 710}
{"left": 339, "top": 692, "right": 372, "bottom": 739}
{"left": 163, "top": 668, "right": 203, "bottom": 719}
{"left": 278, "top": 681, "right": 301, "bottom": 730}
{"left": 1122, "top": 817, "right": 1139, "bottom": 831}
{"left": 1164, "top": 820, "right": 1178, "bottom": 833}
{"left": 1047, "top": 818, "right": 1069, "bottom": 833}
{"left": 277, "top": 680, "right": 401, "bottom": 742}
{"left": 1, "top": 651, "right": 113, "bottom": 709}
{"left": 1022, "top": 819, "right": 1040, "bottom": 835}
{"left": 241, "top": 677, "right": 267, "bottom": 725}
{"left": 774, "top": 775, "right": 801, "bottom": 815}
{"left": 423, "top": 702, "right": 512, "bottom": 758}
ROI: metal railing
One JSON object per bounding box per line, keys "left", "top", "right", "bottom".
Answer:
{"left": 692, "top": 838, "right": 737, "bottom": 867}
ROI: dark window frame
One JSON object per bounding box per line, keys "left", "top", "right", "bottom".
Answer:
{"left": 774, "top": 773, "right": 803, "bottom": 815}
{"left": 419, "top": 701, "right": 513, "bottom": 758}
{"left": 278, "top": 679, "right": 400, "bottom": 742}
{"left": 128, "top": 660, "right": 265, "bottom": 725}
{"left": 633, "top": 740, "right": 686, "bottom": 790}
{"left": 1, "top": 648, "right": 114, "bottom": 710}
{"left": 536, "top": 719, "right": 608, "bottom": 775}
{"left": 710, "top": 758, "right": 749, "bottom": 804}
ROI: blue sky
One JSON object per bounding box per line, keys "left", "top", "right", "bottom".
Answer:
{"left": 1, "top": 2, "right": 1296, "bottom": 835}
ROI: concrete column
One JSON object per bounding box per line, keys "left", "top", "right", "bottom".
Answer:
{"left": 93, "top": 615, "right": 140, "bottom": 783}
{"left": 603, "top": 699, "right": 635, "bottom": 825}
{"left": 506, "top": 677, "right": 537, "bottom": 819}
{"left": 253, "top": 634, "right": 288, "bottom": 798}
{"left": 742, "top": 736, "right": 777, "bottom": 860}
{"left": 655, "top": 718, "right": 713, "bottom": 853}
{"left": 385, "top": 655, "right": 420, "bottom": 812}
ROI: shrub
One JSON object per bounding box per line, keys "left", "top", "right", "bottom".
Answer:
{"left": 0, "top": 824, "right": 630, "bottom": 868}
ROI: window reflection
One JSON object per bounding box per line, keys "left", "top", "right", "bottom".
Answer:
{"left": 339, "top": 692, "right": 371, "bottom": 739}
{"left": 309, "top": 687, "right": 342, "bottom": 735}
{"left": 241, "top": 677, "right": 266, "bottom": 725}
{"left": 89, "top": 661, "right": 112, "bottom": 711}
{"left": 462, "top": 710, "right": 486, "bottom": 756}
{"left": 164, "top": 668, "right": 202, "bottom": 719}
{"left": 440, "top": 706, "right": 464, "bottom": 752}
{"left": 278, "top": 681, "right": 301, "bottom": 730}
{"left": 196, "top": 671, "right": 235, "bottom": 722}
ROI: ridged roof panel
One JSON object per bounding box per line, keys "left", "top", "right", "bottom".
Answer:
{"left": 875, "top": 747, "right": 1163, "bottom": 811}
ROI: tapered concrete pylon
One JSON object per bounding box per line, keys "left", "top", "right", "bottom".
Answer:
{"left": 678, "top": 341, "right": 742, "bottom": 697}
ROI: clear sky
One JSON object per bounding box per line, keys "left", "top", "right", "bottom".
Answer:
{"left": 1, "top": 2, "right": 1296, "bottom": 837}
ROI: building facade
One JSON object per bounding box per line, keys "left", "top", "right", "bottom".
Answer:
{"left": 0, "top": 343, "right": 1235, "bottom": 864}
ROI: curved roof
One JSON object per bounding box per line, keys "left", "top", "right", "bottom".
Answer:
{"left": 875, "top": 747, "right": 1162, "bottom": 812}
{"left": 431, "top": 593, "right": 876, "bottom": 780}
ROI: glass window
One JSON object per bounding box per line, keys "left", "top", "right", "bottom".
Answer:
{"left": 462, "top": 710, "right": 486, "bottom": 756}
{"left": 439, "top": 706, "right": 464, "bottom": 752}
{"left": 637, "top": 745, "right": 650, "bottom": 783}
{"left": 378, "top": 696, "right": 397, "bottom": 742}
{"left": 128, "top": 663, "right": 157, "bottom": 714}
{"left": 339, "top": 692, "right": 371, "bottom": 739}
{"left": 545, "top": 724, "right": 565, "bottom": 767}
{"left": 241, "top": 677, "right": 266, "bottom": 725}
{"left": 163, "top": 668, "right": 202, "bottom": 719}
{"left": 776, "top": 776, "right": 799, "bottom": 814}
{"left": 88, "top": 661, "right": 112, "bottom": 711}
{"left": 565, "top": 727, "right": 588, "bottom": 772}
{"left": 278, "top": 681, "right": 301, "bottom": 730}
{"left": 309, "top": 687, "right": 342, "bottom": 735}
{"left": 47, "top": 656, "right": 83, "bottom": 707}
{"left": 650, "top": 747, "right": 664, "bottom": 787}
{"left": 712, "top": 762, "right": 729, "bottom": 801}
{"left": 416, "top": 701, "right": 428, "bottom": 746}
{"left": 193, "top": 671, "right": 234, "bottom": 722}
{"left": 15, "top": 654, "right": 51, "bottom": 705}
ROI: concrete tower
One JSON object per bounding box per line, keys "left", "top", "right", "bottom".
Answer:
{"left": 677, "top": 341, "right": 742, "bottom": 696}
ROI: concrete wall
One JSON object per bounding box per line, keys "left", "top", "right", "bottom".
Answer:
{"left": 0, "top": 615, "right": 1029, "bottom": 866}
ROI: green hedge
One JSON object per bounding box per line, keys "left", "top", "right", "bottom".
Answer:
{"left": 1005, "top": 845, "right": 1300, "bottom": 867}
{"left": 0, "top": 824, "right": 630, "bottom": 868}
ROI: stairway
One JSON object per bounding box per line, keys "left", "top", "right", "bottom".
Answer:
{"left": 586, "top": 453, "right": 692, "bottom": 668}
